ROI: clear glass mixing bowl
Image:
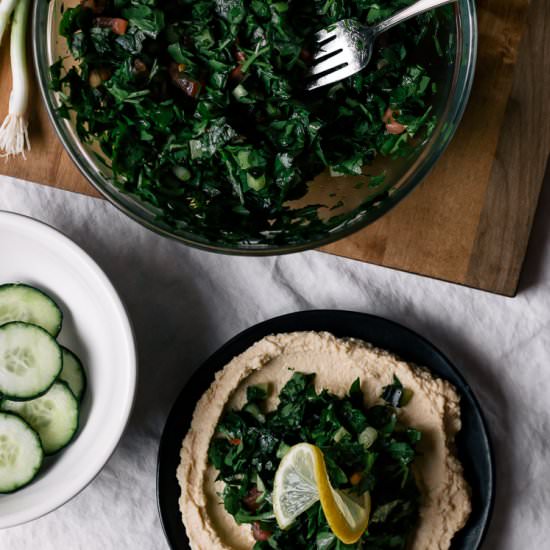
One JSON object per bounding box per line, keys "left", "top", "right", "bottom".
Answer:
{"left": 33, "top": 1, "right": 477, "bottom": 255}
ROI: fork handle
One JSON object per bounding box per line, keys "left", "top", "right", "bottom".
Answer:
{"left": 373, "top": 0, "right": 457, "bottom": 36}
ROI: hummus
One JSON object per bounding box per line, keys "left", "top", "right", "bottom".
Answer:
{"left": 177, "top": 332, "right": 471, "bottom": 550}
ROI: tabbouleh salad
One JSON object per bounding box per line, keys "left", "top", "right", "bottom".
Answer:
{"left": 52, "top": 0, "right": 453, "bottom": 244}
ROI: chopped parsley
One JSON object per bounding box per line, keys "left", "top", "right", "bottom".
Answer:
{"left": 52, "top": 0, "right": 452, "bottom": 245}
{"left": 208, "top": 372, "right": 422, "bottom": 548}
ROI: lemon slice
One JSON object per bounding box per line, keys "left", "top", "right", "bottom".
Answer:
{"left": 272, "top": 443, "right": 321, "bottom": 529}
{"left": 319, "top": 481, "right": 371, "bottom": 544}
{"left": 273, "top": 443, "right": 371, "bottom": 544}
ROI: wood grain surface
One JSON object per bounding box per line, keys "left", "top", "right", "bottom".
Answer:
{"left": 0, "top": 35, "right": 101, "bottom": 197}
{"left": 465, "top": 0, "right": 550, "bottom": 293}
{"left": 322, "top": 0, "right": 545, "bottom": 296}
{"left": 0, "top": 0, "right": 547, "bottom": 296}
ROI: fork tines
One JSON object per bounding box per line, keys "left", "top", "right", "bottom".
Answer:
{"left": 306, "top": 25, "right": 354, "bottom": 91}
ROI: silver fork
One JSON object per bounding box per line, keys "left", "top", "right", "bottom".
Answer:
{"left": 306, "top": 0, "right": 457, "bottom": 91}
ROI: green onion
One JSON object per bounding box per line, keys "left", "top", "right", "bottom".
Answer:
{"left": 246, "top": 172, "right": 266, "bottom": 191}
{"left": 232, "top": 84, "right": 248, "bottom": 101}
{"left": 0, "top": 0, "right": 18, "bottom": 43}
{"left": 0, "top": 0, "right": 31, "bottom": 158}
{"left": 243, "top": 403, "right": 266, "bottom": 423}
{"left": 254, "top": 473, "right": 267, "bottom": 504}
{"left": 358, "top": 427, "right": 378, "bottom": 449}
{"left": 332, "top": 426, "right": 350, "bottom": 443}
{"left": 236, "top": 150, "right": 251, "bottom": 170}
{"left": 172, "top": 166, "right": 192, "bottom": 182}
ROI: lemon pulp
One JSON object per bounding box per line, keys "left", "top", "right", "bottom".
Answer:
{"left": 272, "top": 443, "right": 371, "bottom": 544}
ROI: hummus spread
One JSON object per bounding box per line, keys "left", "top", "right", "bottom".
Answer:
{"left": 177, "top": 332, "right": 471, "bottom": 549}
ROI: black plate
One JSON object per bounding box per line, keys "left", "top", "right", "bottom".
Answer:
{"left": 157, "top": 310, "right": 494, "bottom": 550}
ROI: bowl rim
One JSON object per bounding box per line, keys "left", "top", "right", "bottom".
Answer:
{"left": 33, "top": 1, "right": 478, "bottom": 256}
{"left": 0, "top": 210, "right": 138, "bottom": 529}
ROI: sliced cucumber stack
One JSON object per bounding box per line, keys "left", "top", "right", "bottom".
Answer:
{"left": 59, "top": 347, "right": 87, "bottom": 401}
{"left": 0, "top": 412, "right": 44, "bottom": 493}
{"left": 0, "top": 284, "right": 63, "bottom": 337}
{"left": 0, "top": 282, "right": 89, "bottom": 491}
{"left": 2, "top": 382, "right": 79, "bottom": 455}
{"left": 0, "top": 322, "right": 62, "bottom": 400}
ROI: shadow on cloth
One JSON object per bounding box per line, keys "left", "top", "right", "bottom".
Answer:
{"left": 519, "top": 156, "right": 550, "bottom": 292}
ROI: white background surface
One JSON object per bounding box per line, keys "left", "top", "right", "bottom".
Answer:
{"left": 1, "top": 174, "right": 549, "bottom": 550}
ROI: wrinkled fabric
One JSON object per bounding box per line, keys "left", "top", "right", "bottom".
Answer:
{"left": 0, "top": 175, "right": 549, "bottom": 550}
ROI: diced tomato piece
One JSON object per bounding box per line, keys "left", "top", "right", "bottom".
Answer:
{"left": 234, "top": 50, "right": 246, "bottom": 63}
{"left": 229, "top": 44, "right": 247, "bottom": 84}
{"left": 243, "top": 486, "right": 262, "bottom": 512}
{"left": 229, "top": 65, "right": 245, "bottom": 83}
{"left": 111, "top": 18, "right": 129, "bottom": 35}
{"left": 228, "top": 438, "right": 241, "bottom": 446}
{"left": 168, "top": 63, "right": 202, "bottom": 99}
{"left": 383, "top": 107, "right": 406, "bottom": 134}
{"left": 383, "top": 107, "right": 396, "bottom": 124}
{"left": 386, "top": 121, "right": 406, "bottom": 135}
{"left": 350, "top": 472, "right": 363, "bottom": 486}
{"left": 94, "top": 17, "right": 129, "bottom": 36}
{"left": 252, "top": 522, "right": 272, "bottom": 542}
{"left": 133, "top": 58, "right": 148, "bottom": 75}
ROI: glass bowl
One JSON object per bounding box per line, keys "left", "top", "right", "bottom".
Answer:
{"left": 33, "top": 1, "right": 477, "bottom": 255}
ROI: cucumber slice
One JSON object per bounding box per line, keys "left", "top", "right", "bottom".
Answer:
{"left": 0, "top": 284, "right": 62, "bottom": 337}
{"left": 59, "top": 347, "right": 87, "bottom": 401}
{"left": 0, "top": 322, "right": 62, "bottom": 400}
{"left": 2, "top": 382, "right": 79, "bottom": 455}
{"left": 0, "top": 412, "right": 43, "bottom": 493}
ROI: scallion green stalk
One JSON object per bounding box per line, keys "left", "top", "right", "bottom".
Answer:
{"left": 0, "top": 0, "right": 31, "bottom": 159}
{"left": 0, "top": 0, "right": 19, "bottom": 45}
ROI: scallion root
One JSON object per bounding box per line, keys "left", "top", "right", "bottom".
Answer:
{"left": 0, "top": 112, "right": 29, "bottom": 159}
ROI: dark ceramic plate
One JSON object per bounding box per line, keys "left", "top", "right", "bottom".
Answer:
{"left": 157, "top": 310, "right": 494, "bottom": 550}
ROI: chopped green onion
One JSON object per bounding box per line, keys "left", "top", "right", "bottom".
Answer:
{"left": 358, "top": 427, "right": 378, "bottom": 449}
{"left": 243, "top": 403, "right": 265, "bottom": 423}
{"left": 332, "top": 426, "right": 350, "bottom": 443}
{"left": 172, "top": 166, "right": 192, "bottom": 181}
{"left": 254, "top": 473, "right": 267, "bottom": 504}
{"left": 246, "top": 173, "right": 266, "bottom": 191}
{"left": 232, "top": 84, "right": 248, "bottom": 101}
{"left": 236, "top": 150, "right": 251, "bottom": 170}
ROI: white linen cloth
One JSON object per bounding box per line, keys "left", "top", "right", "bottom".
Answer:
{"left": 0, "top": 174, "right": 549, "bottom": 550}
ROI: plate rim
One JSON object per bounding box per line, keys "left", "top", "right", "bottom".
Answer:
{"left": 156, "top": 309, "right": 495, "bottom": 550}
{"left": 0, "top": 210, "right": 138, "bottom": 529}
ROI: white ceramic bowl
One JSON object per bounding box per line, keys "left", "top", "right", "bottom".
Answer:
{"left": 0, "top": 211, "right": 137, "bottom": 528}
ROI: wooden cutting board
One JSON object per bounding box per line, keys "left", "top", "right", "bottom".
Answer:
{"left": 1, "top": 0, "right": 548, "bottom": 297}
